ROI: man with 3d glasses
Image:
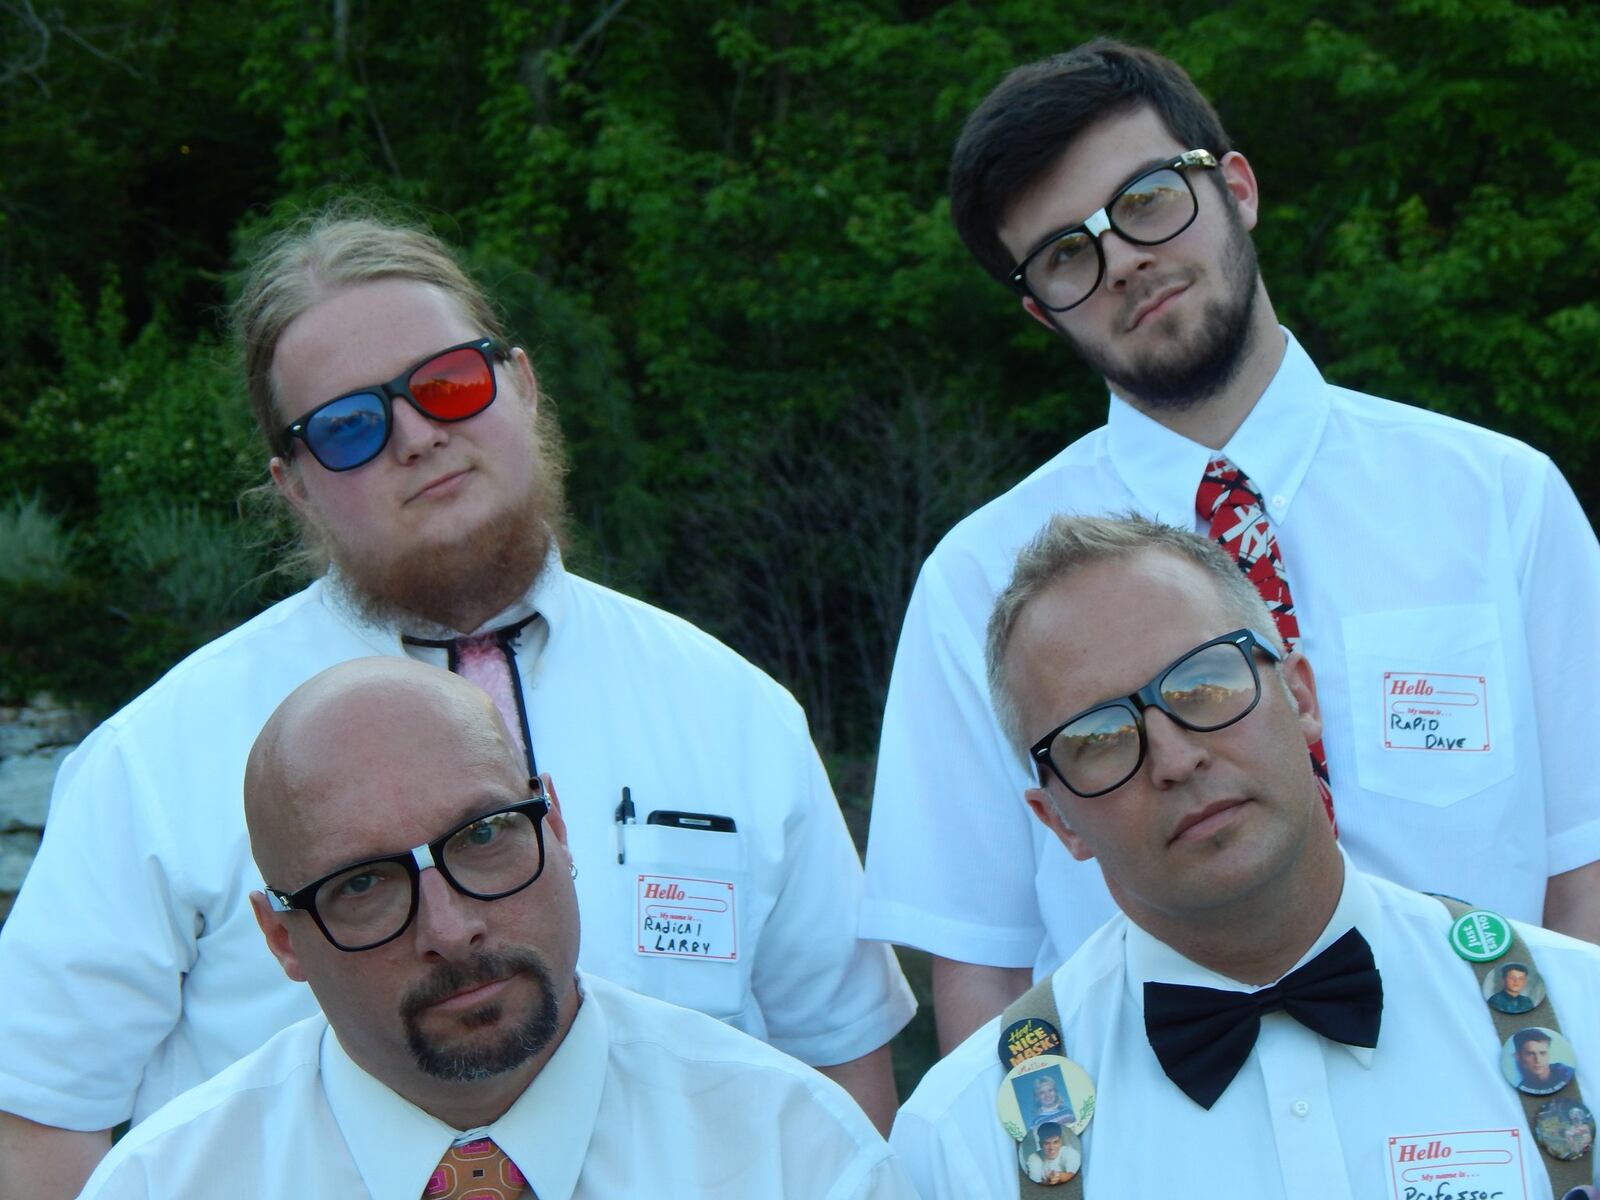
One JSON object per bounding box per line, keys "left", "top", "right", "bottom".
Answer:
{"left": 77, "top": 659, "right": 917, "bottom": 1199}
{"left": 0, "top": 207, "right": 912, "bottom": 1197}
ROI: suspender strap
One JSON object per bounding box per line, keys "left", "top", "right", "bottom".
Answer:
{"left": 1432, "top": 896, "right": 1592, "bottom": 1198}
{"left": 1000, "top": 977, "right": 1084, "bottom": 1200}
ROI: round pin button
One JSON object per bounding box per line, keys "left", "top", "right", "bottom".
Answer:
{"left": 1501, "top": 1027, "right": 1579, "bottom": 1096}
{"left": 998, "top": 1016, "right": 1063, "bottom": 1071}
{"left": 1449, "top": 908, "right": 1514, "bottom": 962}
{"left": 995, "top": 1054, "right": 1096, "bottom": 1142}
{"left": 1017, "top": 1124, "right": 1082, "bottom": 1186}
{"left": 1534, "top": 1097, "right": 1596, "bottom": 1161}
{"left": 1480, "top": 959, "right": 1545, "bottom": 1015}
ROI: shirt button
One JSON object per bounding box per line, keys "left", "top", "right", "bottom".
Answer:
{"left": 1271, "top": 494, "right": 1287, "bottom": 511}
{"left": 1291, "top": 1099, "right": 1311, "bottom": 1117}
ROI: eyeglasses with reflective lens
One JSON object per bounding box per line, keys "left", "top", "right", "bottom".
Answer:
{"left": 1009, "top": 149, "right": 1220, "bottom": 313}
{"left": 279, "top": 337, "right": 505, "bottom": 472}
{"left": 265, "top": 785, "right": 550, "bottom": 952}
{"left": 1029, "top": 628, "right": 1282, "bottom": 798}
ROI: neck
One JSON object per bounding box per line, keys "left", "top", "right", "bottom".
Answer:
{"left": 1124, "top": 829, "right": 1345, "bottom": 986}
{"left": 1124, "top": 290, "right": 1285, "bottom": 450}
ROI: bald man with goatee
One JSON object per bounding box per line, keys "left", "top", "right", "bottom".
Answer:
{"left": 76, "top": 659, "right": 917, "bottom": 1200}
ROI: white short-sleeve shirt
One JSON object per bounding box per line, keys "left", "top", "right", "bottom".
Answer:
{"left": 0, "top": 555, "right": 913, "bottom": 1128}
{"left": 891, "top": 863, "right": 1600, "bottom": 1199}
{"left": 863, "top": 329, "right": 1600, "bottom": 974}
{"left": 79, "top": 972, "right": 919, "bottom": 1200}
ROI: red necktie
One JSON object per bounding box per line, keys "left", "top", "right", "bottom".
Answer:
{"left": 423, "top": 1137, "right": 532, "bottom": 1200}
{"left": 1196, "top": 455, "right": 1335, "bottom": 827}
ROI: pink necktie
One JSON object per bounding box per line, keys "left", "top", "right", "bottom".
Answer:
{"left": 1196, "top": 454, "right": 1336, "bottom": 829}
{"left": 404, "top": 615, "right": 537, "bottom": 775}
{"left": 423, "top": 1137, "right": 532, "bottom": 1199}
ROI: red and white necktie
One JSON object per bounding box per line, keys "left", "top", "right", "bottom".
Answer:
{"left": 423, "top": 1137, "right": 532, "bottom": 1199}
{"left": 1196, "top": 454, "right": 1335, "bottom": 828}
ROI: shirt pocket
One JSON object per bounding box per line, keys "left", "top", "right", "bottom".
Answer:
{"left": 618, "top": 821, "right": 750, "bottom": 1021}
{"left": 1342, "top": 604, "right": 1514, "bottom": 808}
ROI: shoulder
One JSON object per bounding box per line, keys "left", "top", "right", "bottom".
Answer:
{"left": 81, "top": 1017, "right": 327, "bottom": 1192}
{"left": 913, "top": 430, "right": 1112, "bottom": 607}
{"left": 1323, "top": 384, "right": 1555, "bottom": 475}
{"left": 899, "top": 918, "right": 1126, "bottom": 1135}
{"left": 86, "top": 582, "right": 352, "bottom": 742}
{"left": 594, "top": 973, "right": 838, "bottom": 1080}
{"left": 590, "top": 975, "right": 871, "bottom": 1124}
{"left": 553, "top": 570, "right": 808, "bottom": 720}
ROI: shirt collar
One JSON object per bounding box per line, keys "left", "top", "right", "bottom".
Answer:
{"left": 321, "top": 541, "right": 571, "bottom": 654}
{"left": 1105, "top": 327, "right": 1330, "bottom": 529}
{"left": 1122, "top": 848, "right": 1378, "bottom": 1067}
{"left": 322, "top": 971, "right": 607, "bottom": 1200}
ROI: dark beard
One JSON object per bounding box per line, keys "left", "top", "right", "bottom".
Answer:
{"left": 331, "top": 408, "right": 568, "bottom": 633}
{"left": 400, "top": 949, "right": 562, "bottom": 1082}
{"left": 1058, "top": 200, "right": 1261, "bottom": 412}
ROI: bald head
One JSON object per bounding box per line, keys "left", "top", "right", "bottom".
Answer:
{"left": 245, "top": 658, "right": 523, "bottom": 886}
{"left": 244, "top": 656, "right": 581, "bottom": 1127}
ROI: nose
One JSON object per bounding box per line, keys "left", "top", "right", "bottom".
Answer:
{"left": 411, "top": 867, "right": 488, "bottom": 960}
{"left": 1142, "top": 707, "right": 1208, "bottom": 787}
{"left": 388, "top": 392, "right": 449, "bottom": 462}
{"left": 1098, "top": 227, "right": 1157, "bottom": 293}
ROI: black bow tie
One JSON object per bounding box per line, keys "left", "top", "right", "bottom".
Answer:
{"left": 1143, "top": 927, "right": 1383, "bottom": 1109}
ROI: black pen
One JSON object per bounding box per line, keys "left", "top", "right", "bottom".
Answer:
{"left": 615, "top": 786, "right": 635, "bottom": 864}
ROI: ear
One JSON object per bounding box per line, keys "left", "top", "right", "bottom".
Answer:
{"left": 508, "top": 347, "right": 540, "bottom": 416}
{"left": 540, "top": 771, "right": 569, "bottom": 849}
{"left": 1279, "top": 648, "right": 1323, "bottom": 748}
{"left": 250, "top": 890, "right": 310, "bottom": 983}
{"left": 1021, "top": 295, "right": 1059, "bottom": 333}
{"left": 1025, "top": 786, "right": 1094, "bottom": 863}
{"left": 269, "top": 455, "right": 311, "bottom": 518}
{"left": 1218, "top": 150, "right": 1261, "bottom": 232}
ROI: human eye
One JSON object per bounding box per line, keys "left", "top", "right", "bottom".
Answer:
{"left": 449, "top": 811, "right": 519, "bottom": 855}
{"left": 321, "top": 860, "right": 405, "bottom": 910}
{"left": 1043, "top": 231, "right": 1092, "bottom": 271}
{"left": 1114, "top": 173, "right": 1185, "bottom": 224}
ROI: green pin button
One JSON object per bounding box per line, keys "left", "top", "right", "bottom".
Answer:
{"left": 1449, "top": 908, "right": 1514, "bottom": 962}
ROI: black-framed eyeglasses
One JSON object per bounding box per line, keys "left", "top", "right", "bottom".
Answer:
{"left": 1008, "top": 149, "right": 1220, "bottom": 313}
{"left": 279, "top": 337, "right": 507, "bottom": 472}
{"left": 1029, "top": 628, "right": 1282, "bottom": 798}
{"left": 265, "top": 781, "right": 550, "bottom": 952}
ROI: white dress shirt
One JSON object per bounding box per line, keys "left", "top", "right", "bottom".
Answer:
{"left": 78, "top": 973, "right": 918, "bottom": 1199}
{"left": 863, "top": 329, "right": 1600, "bottom": 975}
{"left": 0, "top": 553, "right": 913, "bottom": 1129}
{"left": 891, "top": 860, "right": 1600, "bottom": 1199}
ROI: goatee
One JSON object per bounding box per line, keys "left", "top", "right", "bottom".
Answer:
{"left": 400, "top": 949, "right": 562, "bottom": 1081}
{"left": 1058, "top": 198, "right": 1262, "bottom": 412}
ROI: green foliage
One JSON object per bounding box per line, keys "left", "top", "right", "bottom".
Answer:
{"left": 0, "top": 495, "right": 78, "bottom": 590}
{"left": 2, "top": 0, "right": 1597, "bottom": 732}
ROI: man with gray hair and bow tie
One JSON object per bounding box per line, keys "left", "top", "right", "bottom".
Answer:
{"left": 892, "top": 513, "right": 1600, "bottom": 1199}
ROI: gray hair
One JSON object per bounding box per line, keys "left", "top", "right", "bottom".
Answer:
{"left": 985, "top": 512, "right": 1281, "bottom": 763}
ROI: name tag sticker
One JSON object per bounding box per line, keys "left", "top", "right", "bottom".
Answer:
{"left": 635, "top": 873, "right": 738, "bottom": 961}
{"left": 1383, "top": 672, "right": 1491, "bottom": 753}
{"left": 1387, "top": 1128, "right": 1528, "bottom": 1200}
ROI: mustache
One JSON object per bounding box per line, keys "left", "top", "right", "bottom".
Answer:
{"left": 399, "top": 948, "right": 542, "bottom": 1018}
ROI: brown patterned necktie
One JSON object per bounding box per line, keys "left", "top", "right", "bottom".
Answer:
{"left": 422, "top": 1137, "right": 532, "bottom": 1199}
{"left": 1196, "top": 454, "right": 1336, "bottom": 829}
